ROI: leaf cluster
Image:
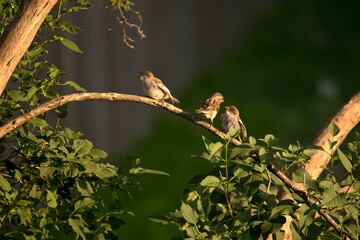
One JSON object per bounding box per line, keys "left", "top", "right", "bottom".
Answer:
{"left": 151, "top": 126, "right": 360, "bottom": 239}
{"left": 0, "top": 1, "right": 160, "bottom": 239}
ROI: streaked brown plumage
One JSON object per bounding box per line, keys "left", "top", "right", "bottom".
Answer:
{"left": 221, "top": 105, "right": 247, "bottom": 142}
{"left": 195, "top": 92, "right": 224, "bottom": 126}
{"left": 139, "top": 71, "right": 180, "bottom": 104}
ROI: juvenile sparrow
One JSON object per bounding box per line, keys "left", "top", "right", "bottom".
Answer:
{"left": 195, "top": 92, "right": 224, "bottom": 126}
{"left": 221, "top": 105, "right": 247, "bottom": 142}
{"left": 139, "top": 71, "right": 180, "bottom": 104}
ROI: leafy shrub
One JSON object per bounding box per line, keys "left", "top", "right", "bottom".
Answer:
{"left": 151, "top": 127, "right": 360, "bottom": 239}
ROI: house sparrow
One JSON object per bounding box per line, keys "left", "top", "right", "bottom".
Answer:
{"left": 195, "top": 92, "right": 224, "bottom": 126}
{"left": 221, "top": 105, "right": 247, "bottom": 142}
{"left": 139, "top": 71, "right": 180, "bottom": 104}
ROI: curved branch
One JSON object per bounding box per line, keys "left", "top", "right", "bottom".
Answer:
{"left": 0, "top": 91, "right": 352, "bottom": 239}
{"left": 307, "top": 91, "right": 360, "bottom": 178}
{"left": 0, "top": 92, "right": 229, "bottom": 141}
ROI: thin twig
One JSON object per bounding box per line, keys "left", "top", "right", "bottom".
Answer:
{"left": 108, "top": 2, "right": 145, "bottom": 49}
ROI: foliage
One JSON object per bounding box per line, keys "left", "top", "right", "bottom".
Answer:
{"left": 1, "top": 0, "right": 360, "bottom": 239}
{"left": 0, "top": 0, "right": 160, "bottom": 239}
{"left": 151, "top": 125, "right": 360, "bottom": 239}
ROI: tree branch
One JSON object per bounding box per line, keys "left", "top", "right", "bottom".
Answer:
{"left": 307, "top": 91, "right": 360, "bottom": 178}
{"left": 0, "top": 92, "right": 228, "bottom": 140}
{"left": 279, "top": 91, "right": 360, "bottom": 240}
{"left": 0, "top": 92, "right": 353, "bottom": 239}
{"left": 0, "top": 0, "right": 58, "bottom": 97}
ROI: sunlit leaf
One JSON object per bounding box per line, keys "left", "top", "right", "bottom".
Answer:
{"left": 63, "top": 81, "right": 86, "bottom": 92}
{"left": 60, "top": 38, "right": 83, "bottom": 54}
{"left": 129, "top": 167, "right": 169, "bottom": 176}
{"left": 46, "top": 190, "right": 58, "bottom": 208}
{"left": 337, "top": 148, "right": 352, "bottom": 172}
{"left": 199, "top": 175, "right": 220, "bottom": 187}
{"left": 180, "top": 201, "right": 199, "bottom": 224}
{"left": 328, "top": 122, "right": 340, "bottom": 137}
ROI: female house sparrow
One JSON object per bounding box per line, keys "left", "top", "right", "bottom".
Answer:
{"left": 195, "top": 92, "right": 224, "bottom": 126}
{"left": 139, "top": 71, "right": 180, "bottom": 104}
{"left": 221, "top": 105, "right": 247, "bottom": 142}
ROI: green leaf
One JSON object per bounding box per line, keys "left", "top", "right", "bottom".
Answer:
{"left": 337, "top": 148, "right": 352, "bottom": 172}
{"left": 249, "top": 136, "right": 256, "bottom": 145}
{"left": 180, "top": 201, "right": 199, "bottom": 224}
{"left": 64, "top": 166, "right": 79, "bottom": 178}
{"left": 29, "top": 117, "right": 48, "bottom": 127}
{"left": 298, "top": 204, "right": 315, "bottom": 230}
{"left": 46, "top": 190, "right": 58, "bottom": 208}
{"left": 74, "top": 197, "right": 96, "bottom": 212}
{"left": 0, "top": 175, "right": 11, "bottom": 192}
{"left": 290, "top": 222, "right": 302, "bottom": 240}
{"left": 63, "top": 81, "right": 86, "bottom": 92}
{"left": 307, "top": 145, "right": 324, "bottom": 151}
{"left": 17, "top": 207, "right": 32, "bottom": 226}
{"left": 238, "top": 209, "right": 251, "bottom": 224}
{"left": 199, "top": 175, "right": 220, "bottom": 187}
{"left": 60, "top": 38, "right": 83, "bottom": 53}
{"left": 90, "top": 149, "right": 108, "bottom": 159}
{"left": 328, "top": 122, "right": 339, "bottom": 137}
{"left": 259, "top": 148, "right": 272, "bottom": 164}
{"left": 59, "top": 21, "right": 81, "bottom": 34}
{"left": 269, "top": 201, "right": 296, "bottom": 220}
{"left": 348, "top": 142, "right": 357, "bottom": 152}
{"left": 29, "top": 184, "right": 42, "bottom": 199}
{"left": 230, "top": 144, "right": 253, "bottom": 159}
{"left": 76, "top": 180, "right": 93, "bottom": 197}
{"left": 93, "top": 164, "right": 117, "bottom": 179}
{"left": 321, "top": 188, "right": 344, "bottom": 207}
{"left": 226, "top": 129, "right": 240, "bottom": 139}
{"left": 264, "top": 134, "right": 278, "bottom": 145}
{"left": 327, "top": 139, "right": 337, "bottom": 150}
{"left": 7, "top": 90, "right": 25, "bottom": 101}
{"left": 129, "top": 167, "right": 169, "bottom": 176}
{"left": 40, "top": 165, "right": 56, "bottom": 178}
{"left": 24, "top": 86, "right": 38, "bottom": 101}
{"left": 34, "top": 61, "right": 59, "bottom": 72}
{"left": 68, "top": 218, "right": 87, "bottom": 240}
{"left": 208, "top": 142, "right": 223, "bottom": 158}
{"left": 202, "top": 136, "right": 212, "bottom": 152}
{"left": 303, "top": 149, "right": 316, "bottom": 156}
{"left": 73, "top": 139, "right": 93, "bottom": 155}
{"left": 148, "top": 216, "right": 171, "bottom": 225}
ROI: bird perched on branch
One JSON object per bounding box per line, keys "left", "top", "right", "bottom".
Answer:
{"left": 195, "top": 92, "right": 224, "bottom": 126}
{"left": 221, "top": 105, "right": 247, "bottom": 142}
{"left": 139, "top": 71, "right": 180, "bottom": 104}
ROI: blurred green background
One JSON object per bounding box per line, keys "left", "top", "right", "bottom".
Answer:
{"left": 114, "top": 1, "right": 360, "bottom": 239}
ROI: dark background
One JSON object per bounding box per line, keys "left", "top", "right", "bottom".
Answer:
{"left": 49, "top": 0, "right": 360, "bottom": 239}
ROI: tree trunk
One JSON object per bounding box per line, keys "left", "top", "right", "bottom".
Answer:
{"left": 0, "top": 0, "right": 58, "bottom": 96}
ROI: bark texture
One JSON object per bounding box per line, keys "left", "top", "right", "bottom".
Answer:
{"left": 0, "top": 0, "right": 58, "bottom": 96}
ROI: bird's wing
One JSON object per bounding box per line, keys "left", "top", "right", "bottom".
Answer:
{"left": 238, "top": 117, "right": 247, "bottom": 141}
{"left": 201, "top": 97, "right": 215, "bottom": 109}
{"left": 154, "top": 78, "right": 171, "bottom": 95}
{"left": 154, "top": 77, "right": 179, "bottom": 104}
